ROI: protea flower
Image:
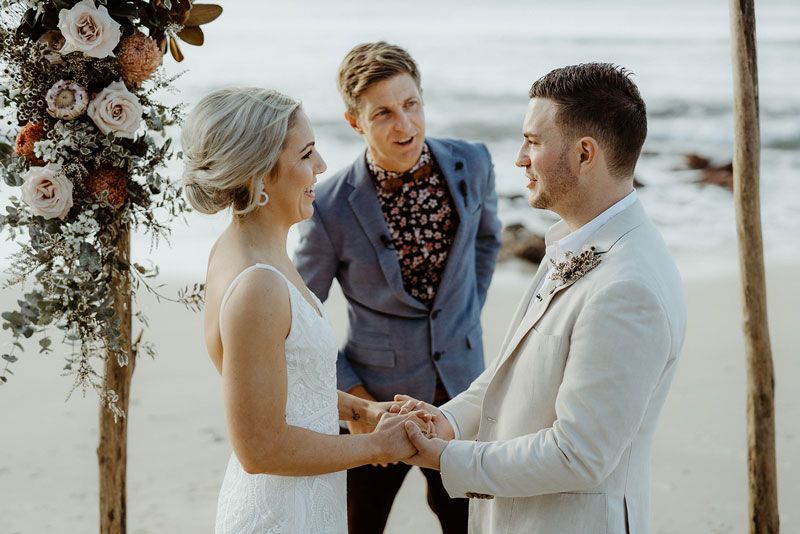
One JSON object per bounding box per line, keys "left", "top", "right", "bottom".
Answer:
{"left": 46, "top": 80, "right": 89, "bottom": 120}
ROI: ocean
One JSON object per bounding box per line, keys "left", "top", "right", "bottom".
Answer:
{"left": 1, "top": 0, "right": 798, "bottom": 278}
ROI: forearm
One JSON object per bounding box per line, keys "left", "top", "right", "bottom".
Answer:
{"left": 337, "top": 389, "right": 376, "bottom": 424}
{"left": 238, "top": 424, "right": 382, "bottom": 476}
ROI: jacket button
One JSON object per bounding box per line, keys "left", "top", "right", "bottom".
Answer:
{"left": 433, "top": 351, "right": 442, "bottom": 361}
{"left": 431, "top": 309, "right": 441, "bottom": 319}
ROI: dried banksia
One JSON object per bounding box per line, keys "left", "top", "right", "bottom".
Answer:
{"left": 85, "top": 166, "right": 128, "bottom": 208}
{"left": 15, "top": 122, "right": 47, "bottom": 164}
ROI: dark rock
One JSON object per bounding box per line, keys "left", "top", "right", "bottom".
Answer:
{"left": 684, "top": 153, "right": 712, "bottom": 170}
{"left": 500, "top": 224, "right": 546, "bottom": 265}
{"left": 696, "top": 162, "right": 733, "bottom": 191}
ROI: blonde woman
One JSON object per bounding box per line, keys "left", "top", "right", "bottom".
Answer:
{"left": 182, "top": 88, "right": 429, "bottom": 533}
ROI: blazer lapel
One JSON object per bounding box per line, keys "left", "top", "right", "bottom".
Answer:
{"left": 428, "top": 138, "right": 470, "bottom": 308}
{"left": 494, "top": 259, "right": 550, "bottom": 360}
{"left": 346, "top": 152, "right": 428, "bottom": 312}
{"left": 492, "top": 199, "right": 649, "bottom": 372}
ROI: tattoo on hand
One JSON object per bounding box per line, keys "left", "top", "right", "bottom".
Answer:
{"left": 351, "top": 408, "right": 360, "bottom": 421}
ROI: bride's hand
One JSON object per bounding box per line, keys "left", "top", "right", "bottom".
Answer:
{"left": 372, "top": 410, "right": 433, "bottom": 465}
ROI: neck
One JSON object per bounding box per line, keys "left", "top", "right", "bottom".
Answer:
{"left": 230, "top": 208, "right": 291, "bottom": 261}
{"left": 367, "top": 145, "right": 424, "bottom": 174}
{"left": 559, "top": 181, "right": 633, "bottom": 233}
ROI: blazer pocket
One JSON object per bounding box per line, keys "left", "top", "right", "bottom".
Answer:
{"left": 466, "top": 322, "right": 482, "bottom": 350}
{"left": 345, "top": 342, "right": 396, "bottom": 369}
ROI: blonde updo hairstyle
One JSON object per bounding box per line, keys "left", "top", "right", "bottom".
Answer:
{"left": 181, "top": 87, "right": 301, "bottom": 216}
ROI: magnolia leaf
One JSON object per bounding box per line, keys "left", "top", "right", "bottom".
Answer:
{"left": 177, "top": 26, "right": 203, "bottom": 46}
{"left": 185, "top": 4, "right": 222, "bottom": 26}
{"left": 168, "top": 37, "right": 184, "bottom": 62}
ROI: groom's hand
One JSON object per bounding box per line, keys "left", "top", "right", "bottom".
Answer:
{"left": 392, "top": 394, "right": 455, "bottom": 441}
{"left": 403, "top": 421, "right": 447, "bottom": 471}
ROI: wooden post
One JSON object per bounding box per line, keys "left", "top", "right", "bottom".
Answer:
{"left": 728, "top": 1, "right": 780, "bottom": 532}
{"left": 97, "top": 225, "right": 135, "bottom": 534}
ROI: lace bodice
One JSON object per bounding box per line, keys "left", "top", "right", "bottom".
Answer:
{"left": 215, "top": 264, "right": 346, "bottom": 533}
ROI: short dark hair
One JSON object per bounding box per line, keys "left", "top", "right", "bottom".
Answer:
{"left": 529, "top": 63, "right": 647, "bottom": 178}
{"left": 337, "top": 41, "right": 421, "bottom": 115}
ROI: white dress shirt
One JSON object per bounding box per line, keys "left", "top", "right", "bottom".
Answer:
{"left": 442, "top": 189, "right": 637, "bottom": 439}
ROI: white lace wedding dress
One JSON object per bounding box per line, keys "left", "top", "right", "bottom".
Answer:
{"left": 214, "top": 264, "right": 347, "bottom": 533}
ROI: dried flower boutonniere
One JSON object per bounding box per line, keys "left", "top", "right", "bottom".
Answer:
{"left": 546, "top": 245, "right": 603, "bottom": 294}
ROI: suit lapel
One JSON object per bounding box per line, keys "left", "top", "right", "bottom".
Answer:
{"left": 491, "top": 199, "right": 649, "bottom": 372}
{"left": 494, "top": 259, "right": 549, "bottom": 360}
{"left": 346, "top": 152, "right": 428, "bottom": 311}
{"left": 428, "top": 138, "right": 470, "bottom": 308}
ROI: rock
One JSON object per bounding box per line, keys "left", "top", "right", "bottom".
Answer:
{"left": 684, "top": 153, "right": 712, "bottom": 170}
{"left": 678, "top": 152, "right": 734, "bottom": 191}
{"left": 696, "top": 162, "right": 733, "bottom": 191}
{"left": 500, "top": 224, "right": 546, "bottom": 265}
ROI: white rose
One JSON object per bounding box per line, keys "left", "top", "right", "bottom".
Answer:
{"left": 58, "top": 0, "right": 121, "bottom": 59}
{"left": 87, "top": 81, "right": 143, "bottom": 139}
{"left": 21, "top": 164, "right": 74, "bottom": 220}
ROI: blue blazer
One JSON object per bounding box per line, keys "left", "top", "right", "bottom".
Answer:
{"left": 294, "top": 137, "right": 502, "bottom": 403}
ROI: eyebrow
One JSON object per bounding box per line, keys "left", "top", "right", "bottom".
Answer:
{"left": 523, "top": 133, "right": 541, "bottom": 141}
{"left": 299, "top": 141, "right": 315, "bottom": 153}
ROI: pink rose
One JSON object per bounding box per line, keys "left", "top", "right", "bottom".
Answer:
{"left": 57, "top": 0, "right": 121, "bottom": 59}
{"left": 21, "top": 164, "right": 74, "bottom": 220}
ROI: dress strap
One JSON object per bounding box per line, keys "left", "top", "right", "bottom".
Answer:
{"left": 218, "top": 263, "right": 287, "bottom": 338}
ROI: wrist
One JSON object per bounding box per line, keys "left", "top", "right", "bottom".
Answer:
{"left": 367, "top": 431, "right": 389, "bottom": 464}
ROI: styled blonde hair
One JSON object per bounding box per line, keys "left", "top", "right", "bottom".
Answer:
{"left": 337, "top": 41, "right": 421, "bottom": 115}
{"left": 181, "top": 87, "right": 301, "bottom": 216}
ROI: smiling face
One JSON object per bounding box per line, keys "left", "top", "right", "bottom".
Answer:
{"left": 515, "top": 98, "right": 579, "bottom": 213}
{"left": 264, "top": 109, "right": 327, "bottom": 224}
{"left": 345, "top": 73, "right": 425, "bottom": 173}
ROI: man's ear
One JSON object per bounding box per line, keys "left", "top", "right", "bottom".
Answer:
{"left": 578, "top": 137, "right": 600, "bottom": 174}
{"left": 344, "top": 111, "right": 362, "bottom": 134}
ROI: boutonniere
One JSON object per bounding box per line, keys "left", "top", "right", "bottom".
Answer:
{"left": 546, "top": 245, "right": 603, "bottom": 294}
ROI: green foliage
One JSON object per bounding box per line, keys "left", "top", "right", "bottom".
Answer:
{"left": 0, "top": 1, "right": 208, "bottom": 414}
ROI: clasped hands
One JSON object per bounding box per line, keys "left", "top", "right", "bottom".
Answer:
{"left": 370, "top": 394, "right": 453, "bottom": 470}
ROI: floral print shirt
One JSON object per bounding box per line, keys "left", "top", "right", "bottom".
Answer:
{"left": 367, "top": 143, "right": 459, "bottom": 307}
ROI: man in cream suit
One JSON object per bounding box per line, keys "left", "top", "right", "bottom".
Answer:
{"left": 396, "top": 63, "right": 687, "bottom": 533}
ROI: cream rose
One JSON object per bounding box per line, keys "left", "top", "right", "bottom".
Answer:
{"left": 21, "top": 164, "right": 74, "bottom": 220}
{"left": 58, "top": 0, "right": 121, "bottom": 59}
{"left": 87, "top": 81, "right": 143, "bottom": 139}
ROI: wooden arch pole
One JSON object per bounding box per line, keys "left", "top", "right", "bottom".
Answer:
{"left": 97, "top": 225, "right": 135, "bottom": 534}
{"left": 728, "top": 0, "right": 779, "bottom": 532}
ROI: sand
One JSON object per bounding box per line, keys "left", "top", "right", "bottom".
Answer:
{"left": 0, "top": 253, "right": 798, "bottom": 533}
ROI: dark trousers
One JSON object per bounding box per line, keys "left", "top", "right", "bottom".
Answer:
{"left": 343, "top": 377, "right": 468, "bottom": 533}
{"left": 345, "top": 457, "right": 468, "bottom": 534}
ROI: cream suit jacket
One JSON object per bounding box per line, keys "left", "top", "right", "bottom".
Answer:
{"left": 440, "top": 200, "right": 687, "bottom": 534}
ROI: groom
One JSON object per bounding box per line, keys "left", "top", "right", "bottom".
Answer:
{"left": 295, "top": 42, "right": 501, "bottom": 533}
{"left": 398, "top": 63, "right": 687, "bottom": 533}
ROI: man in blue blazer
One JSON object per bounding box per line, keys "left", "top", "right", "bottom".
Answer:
{"left": 295, "top": 41, "right": 501, "bottom": 534}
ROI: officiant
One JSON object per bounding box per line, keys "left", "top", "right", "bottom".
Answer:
{"left": 295, "top": 41, "right": 501, "bottom": 533}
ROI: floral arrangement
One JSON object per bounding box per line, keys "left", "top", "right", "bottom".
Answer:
{"left": 0, "top": 0, "right": 219, "bottom": 411}
{"left": 547, "top": 246, "right": 602, "bottom": 290}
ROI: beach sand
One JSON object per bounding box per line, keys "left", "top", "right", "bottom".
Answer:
{"left": 0, "top": 254, "right": 798, "bottom": 533}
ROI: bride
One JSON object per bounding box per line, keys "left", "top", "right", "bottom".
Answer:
{"left": 181, "top": 87, "right": 429, "bottom": 533}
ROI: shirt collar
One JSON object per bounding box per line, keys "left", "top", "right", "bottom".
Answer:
{"left": 544, "top": 189, "right": 638, "bottom": 261}
{"left": 366, "top": 142, "right": 431, "bottom": 183}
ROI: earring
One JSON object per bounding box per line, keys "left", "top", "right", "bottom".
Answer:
{"left": 257, "top": 191, "right": 269, "bottom": 207}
